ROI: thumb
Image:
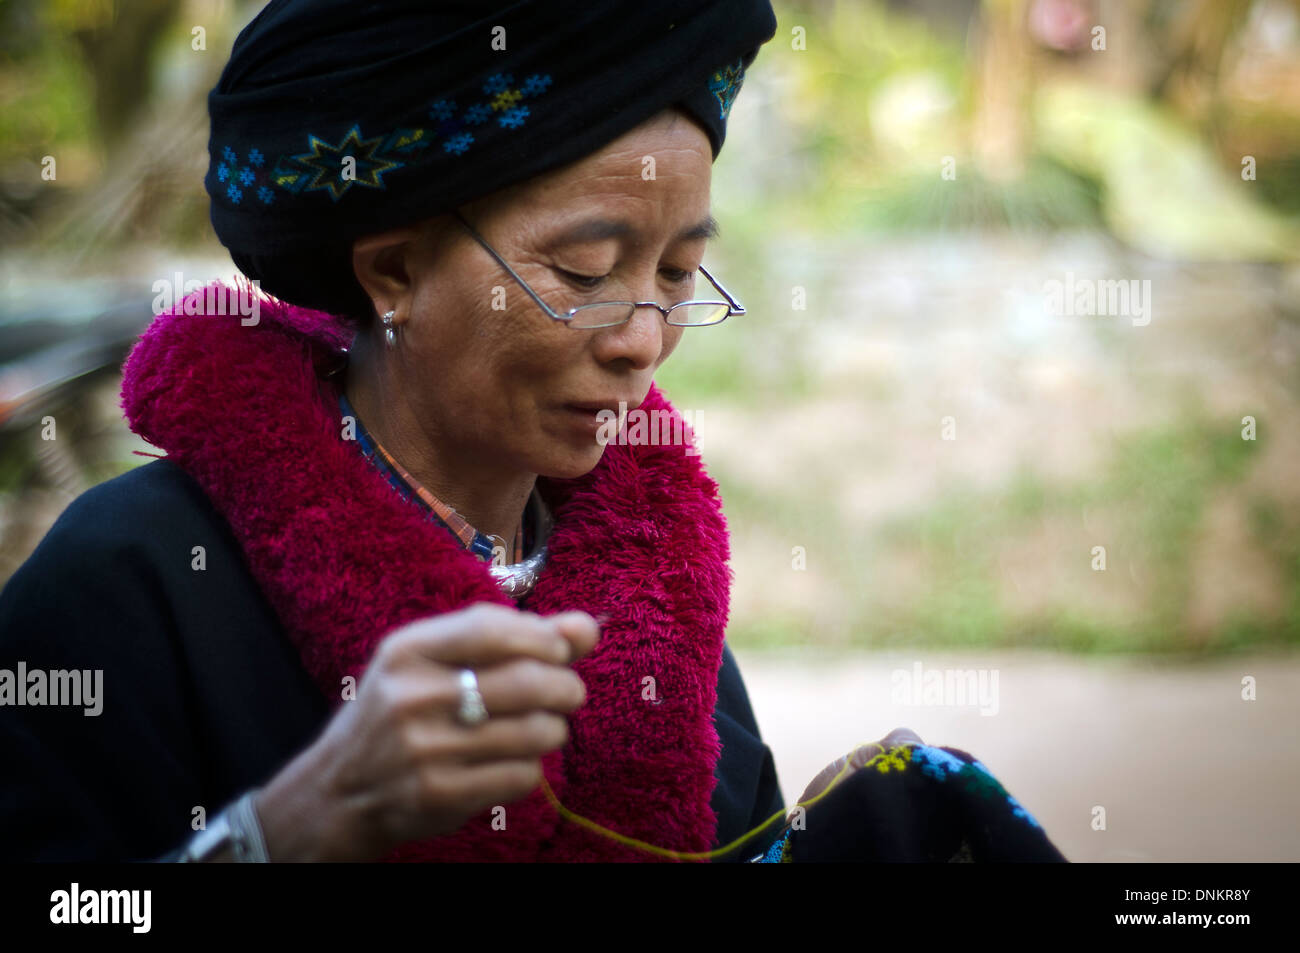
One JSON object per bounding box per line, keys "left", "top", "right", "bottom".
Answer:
{"left": 548, "top": 611, "right": 601, "bottom": 662}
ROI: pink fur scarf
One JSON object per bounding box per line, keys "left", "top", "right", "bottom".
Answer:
{"left": 120, "top": 283, "right": 733, "bottom": 862}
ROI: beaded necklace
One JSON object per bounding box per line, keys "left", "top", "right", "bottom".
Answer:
{"left": 337, "top": 390, "right": 551, "bottom": 599}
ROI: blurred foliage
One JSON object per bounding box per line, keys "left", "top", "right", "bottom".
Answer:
{"left": 0, "top": 0, "right": 175, "bottom": 161}
{"left": 0, "top": 1, "right": 98, "bottom": 163}
{"left": 714, "top": 0, "right": 1300, "bottom": 251}
{"left": 0, "top": 0, "right": 235, "bottom": 248}
{"left": 856, "top": 156, "right": 1103, "bottom": 231}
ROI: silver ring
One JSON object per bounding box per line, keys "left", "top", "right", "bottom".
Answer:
{"left": 456, "top": 668, "right": 488, "bottom": 726}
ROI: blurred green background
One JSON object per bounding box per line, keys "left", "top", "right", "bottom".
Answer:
{"left": 3, "top": 0, "right": 1299, "bottom": 656}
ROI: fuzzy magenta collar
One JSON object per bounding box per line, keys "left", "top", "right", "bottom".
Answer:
{"left": 120, "top": 283, "right": 732, "bottom": 862}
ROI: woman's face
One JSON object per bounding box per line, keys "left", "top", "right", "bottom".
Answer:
{"left": 368, "top": 108, "right": 715, "bottom": 480}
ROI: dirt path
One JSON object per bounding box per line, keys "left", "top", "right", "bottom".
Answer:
{"left": 734, "top": 648, "right": 1300, "bottom": 861}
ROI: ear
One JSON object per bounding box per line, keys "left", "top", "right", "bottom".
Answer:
{"left": 350, "top": 224, "right": 427, "bottom": 326}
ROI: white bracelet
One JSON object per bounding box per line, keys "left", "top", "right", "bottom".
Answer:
{"left": 178, "top": 790, "right": 270, "bottom": 863}
{"left": 228, "top": 789, "right": 271, "bottom": 862}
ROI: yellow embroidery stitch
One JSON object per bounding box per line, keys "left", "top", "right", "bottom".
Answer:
{"left": 537, "top": 741, "right": 914, "bottom": 861}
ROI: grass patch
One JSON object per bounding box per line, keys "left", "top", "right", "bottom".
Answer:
{"left": 725, "top": 414, "right": 1289, "bottom": 655}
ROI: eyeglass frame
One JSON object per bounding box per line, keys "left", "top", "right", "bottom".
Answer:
{"left": 450, "top": 208, "right": 746, "bottom": 329}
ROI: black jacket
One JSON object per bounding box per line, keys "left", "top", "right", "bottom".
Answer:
{"left": 0, "top": 460, "right": 784, "bottom": 862}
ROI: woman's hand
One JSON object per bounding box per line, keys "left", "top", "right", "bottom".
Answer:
{"left": 796, "top": 727, "right": 925, "bottom": 807}
{"left": 253, "top": 603, "right": 600, "bottom": 862}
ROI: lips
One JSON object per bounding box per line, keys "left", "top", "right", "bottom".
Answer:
{"left": 559, "top": 402, "right": 618, "bottom": 438}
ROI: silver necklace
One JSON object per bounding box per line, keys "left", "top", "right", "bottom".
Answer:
{"left": 490, "top": 544, "right": 549, "bottom": 599}
{"left": 488, "top": 486, "right": 554, "bottom": 599}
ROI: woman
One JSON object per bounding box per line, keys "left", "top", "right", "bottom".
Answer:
{"left": 0, "top": 0, "right": 1065, "bottom": 863}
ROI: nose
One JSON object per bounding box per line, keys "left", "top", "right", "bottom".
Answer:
{"left": 588, "top": 301, "right": 667, "bottom": 372}
{"left": 590, "top": 305, "right": 665, "bottom": 370}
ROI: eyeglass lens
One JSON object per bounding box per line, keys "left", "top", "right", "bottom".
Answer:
{"left": 565, "top": 301, "right": 731, "bottom": 329}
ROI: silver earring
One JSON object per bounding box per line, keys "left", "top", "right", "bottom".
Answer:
{"left": 381, "top": 310, "right": 396, "bottom": 349}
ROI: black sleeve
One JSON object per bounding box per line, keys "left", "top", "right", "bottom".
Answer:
{"left": 710, "top": 643, "right": 785, "bottom": 861}
{"left": 0, "top": 466, "right": 209, "bottom": 861}
{"left": 0, "top": 460, "right": 331, "bottom": 862}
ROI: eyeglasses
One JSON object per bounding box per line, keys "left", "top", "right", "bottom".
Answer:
{"left": 451, "top": 209, "right": 745, "bottom": 329}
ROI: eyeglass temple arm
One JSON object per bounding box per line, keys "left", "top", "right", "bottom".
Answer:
{"left": 697, "top": 265, "right": 745, "bottom": 315}
{"left": 450, "top": 209, "right": 569, "bottom": 320}
{"left": 454, "top": 208, "right": 745, "bottom": 319}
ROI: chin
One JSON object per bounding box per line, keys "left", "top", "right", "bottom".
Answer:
{"left": 538, "top": 441, "right": 607, "bottom": 480}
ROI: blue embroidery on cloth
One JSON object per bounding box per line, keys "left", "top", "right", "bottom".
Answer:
{"left": 911, "top": 744, "right": 967, "bottom": 781}
{"left": 216, "top": 71, "right": 555, "bottom": 206}
{"left": 214, "top": 145, "right": 276, "bottom": 206}
{"left": 971, "top": 760, "right": 1043, "bottom": 828}
{"left": 755, "top": 828, "right": 791, "bottom": 863}
{"left": 708, "top": 58, "right": 746, "bottom": 120}
{"left": 748, "top": 744, "right": 1047, "bottom": 863}
{"left": 908, "top": 746, "right": 1044, "bottom": 828}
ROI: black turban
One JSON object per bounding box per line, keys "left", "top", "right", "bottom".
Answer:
{"left": 205, "top": 0, "right": 778, "bottom": 318}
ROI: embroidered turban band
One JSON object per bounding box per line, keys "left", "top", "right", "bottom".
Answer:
{"left": 205, "top": 0, "right": 778, "bottom": 317}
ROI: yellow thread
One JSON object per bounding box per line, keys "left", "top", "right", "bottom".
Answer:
{"left": 537, "top": 741, "right": 914, "bottom": 861}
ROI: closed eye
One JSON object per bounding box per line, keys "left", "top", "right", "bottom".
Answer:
{"left": 557, "top": 268, "right": 606, "bottom": 290}
{"left": 556, "top": 266, "right": 697, "bottom": 291}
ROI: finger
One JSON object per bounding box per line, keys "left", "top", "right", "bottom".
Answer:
{"left": 420, "top": 759, "right": 547, "bottom": 817}
{"left": 798, "top": 756, "right": 849, "bottom": 804}
{"left": 413, "top": 711, "right": 570, "bottom": 764}
{"left": 472, "top": 658, "right": 586, "bottom": 716}
{"left": 393, "top": 604, "right": 571, "bottom": 668}
{"left": 845, "top": 744, "right": 879, "bottom": 769}
{"left": 879, "top": 727, "right": 924, "bottom": 749}
{"left": 366, "top": 658, "right": 583, "bottom": 725}
{"left": 547, "top": 611, "right": 601, "bottom": 662}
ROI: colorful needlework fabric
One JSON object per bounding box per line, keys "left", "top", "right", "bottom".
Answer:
{"left": 213, "top": 71, "right": 555, "bottom": 210}
{"left": 708, "top": 58, "right": 747, "bottom": 120}
{"left": 753, "top": 743, "right": 1066, "bottom": 863}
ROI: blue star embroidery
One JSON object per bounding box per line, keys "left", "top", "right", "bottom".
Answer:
{"left": 429, "top": 99, "right": 456, "bottom": 121}
{"left": 287, "top": 125, "right": 403, "bottom": 201}
{"left": 520, "top": 74, "right": 552, "bottom": 97}
{"left": 483, "top": 73, "right": 513, "bottom": 95}
{"left": 443, "top": 132, "right": 474, "bottom": 155}
{"left": 498, "top": 105, "right": 529, "bottom": 129}
{"left": 245, "top": 68, "right": 558, "bottom": 204}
